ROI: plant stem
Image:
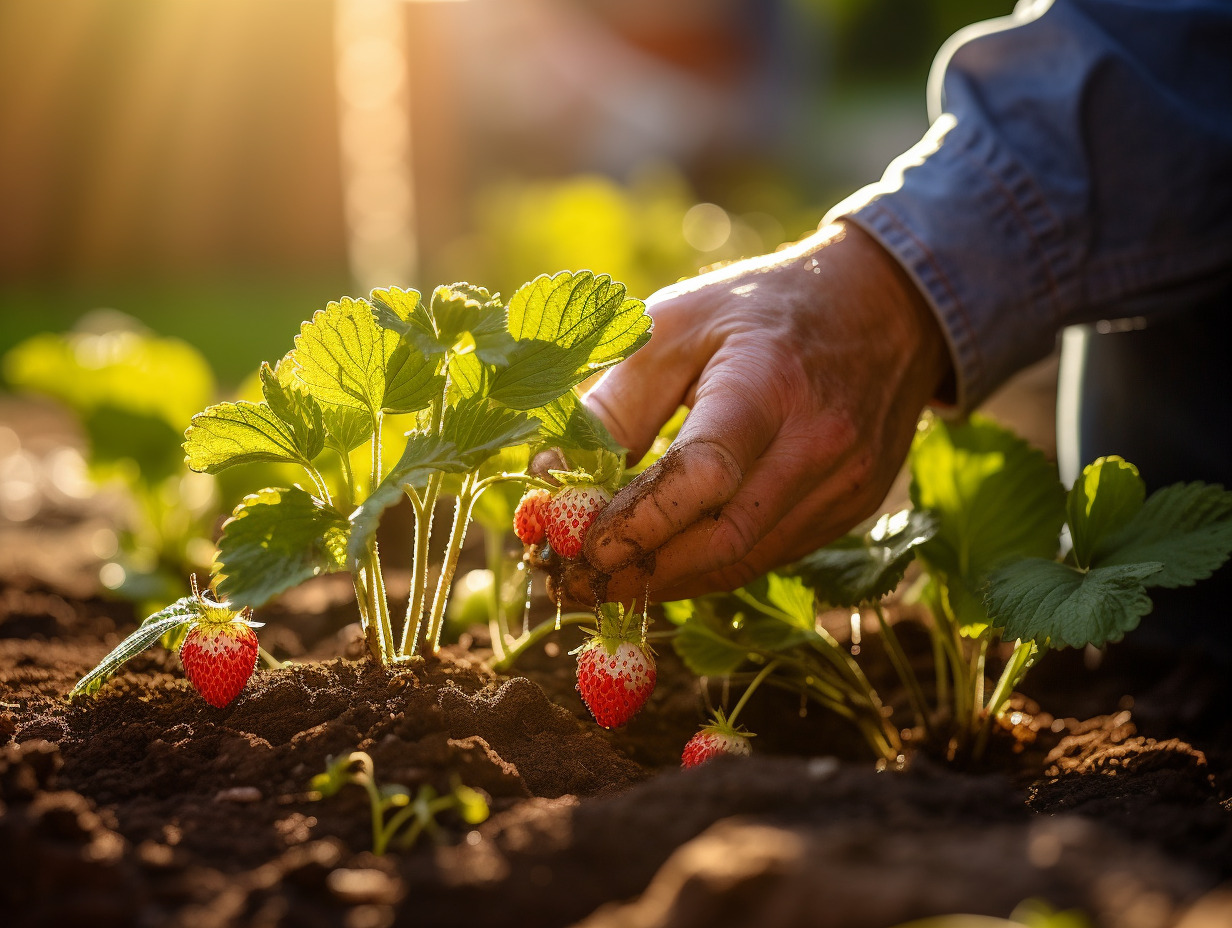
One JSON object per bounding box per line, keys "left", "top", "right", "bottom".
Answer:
{"left": 971, "top": 635, "right": 990, "bottom": 731}
{"left": 726, "top": 659, "right": 781, "bottom": 728}
{"left": 872, "top": 602, "right": 933, "bottom": 736}
{"left": 402, "top": 472, "right": 442, "bottom": 656}
{"left": 491, "top": 612, "right": 594, "bottom": 672}
{"left": 304, "top": 464, "right": 333, "bottom": 507}
{"left": 973, "top": 639, "right": 1041, "bottom": 759}
{"left": 424, "top": 472, "right": 480, "bottom": 652}
{"left": 933, "top": 582, "right": 972, "bottom": 728}
{"left": 485, "top": 528, "right": 508, "bottom": 664}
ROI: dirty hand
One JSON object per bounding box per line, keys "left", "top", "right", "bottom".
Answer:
{"left": 567, "top": 220, "right": 953, "bottom": 604}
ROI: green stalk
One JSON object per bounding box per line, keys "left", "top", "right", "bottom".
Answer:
{"left": 424, "top": 472, "right": 480, "bottom": 653}
{"left": 971, "top": 635, "right": 990, "bottom": 731}
{"left": 403, "top": 472, "right": 442, "bottom": 657}
{"left": 973, "top": 639, "right": 1041, "bottom": 759}
{"left": 485, "top": 528, "right": 509, "bottom": 664}
{"left": 725, "top": 659, "right": 781, "bottom": 728}
{"left": 872, "top": 602, "right": 933, "bottom": 736}
{"left": 933, "top": 583, "right": 972, "bottom": 727}
{"left": 358, "top": 413, "right": 394, "bottom": 664}
{"left": 304, "top": 463, "right": 334, "bottom": 507}
{"left": 491, "top": 612, "right": 594, "bottom": 672}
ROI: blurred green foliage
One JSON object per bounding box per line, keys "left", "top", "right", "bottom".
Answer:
{"left": 439, "top": 166, "right": 812, "bottom": 300}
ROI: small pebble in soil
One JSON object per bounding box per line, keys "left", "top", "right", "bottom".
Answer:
{"left": 327, "top": 868, "right": 404, "bottom": 906}
{"left": 215, "top": 786, "right": 262, "bottom": 803}
{"left": 806, "top": 757, "right": 839, "bottom": 780}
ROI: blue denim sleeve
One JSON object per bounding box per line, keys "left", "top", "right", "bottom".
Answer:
{"left": 826, "top": 0, "right": 1232, "bottom": 411}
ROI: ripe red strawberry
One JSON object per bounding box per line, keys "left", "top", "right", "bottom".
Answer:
{"left": 513, "top": 488, "right": 552, "bottom": 545}
{"left": 682, "top": 718, "right": 753, "bottom": 768}
{"left": 180, "top": 620, "right": 260, "bottom": 708}
{"left": 545, "top": 484, "right": 611, "bottom": 559}
{"left": 576, "top": 638, "right": 656, "bottom": 728}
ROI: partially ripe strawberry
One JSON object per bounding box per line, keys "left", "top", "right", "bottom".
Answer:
{"left": 545, "top": 484, "right": 611, "bottom": 559}
{"left": 576, "top": 638, "right": 656, "bottom": 728}
{"left": 513, "top": 488, "right": 552, "bottom": 545}
{"left": 180, "top": 621, "right": 259, "bottom": 708}
{"left": 682, "top": 720, "right": 753, "bottom": 768}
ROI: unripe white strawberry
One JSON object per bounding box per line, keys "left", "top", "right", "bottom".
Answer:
{"left": 576, "top": 638, "right": 656, "bottom": 729}
{"left": 545, "top": 484, "right": 611, "bottom": 559}
{"left": 681, "top": 724, "right": 753, "bottom": 767}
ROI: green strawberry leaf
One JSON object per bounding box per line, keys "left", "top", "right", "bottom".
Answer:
{"left": 1067, "top": 456, "right": 1144, "bottom": 569}
{"left": 1092, "top": 481, "right": 1232, "bottom": 588}
{"left": 184, "top": 400, "right": 317, "bottom": 473}
{"left": 320, "top": 403, "right": 374, "bottom": 456}
{"left": 294, "top": 297, "right": 397, "bottom": 418}
{"left": 984, "top": 558, "right": 1163, "bottom": 648}
{"left": 369, "top": 286, "right": 435, "bottom": 347}
{"left": 431, "top": 284, "right": 516, "bottom": 363}
{"left": 71, "top": 597, "right": 204, "bottom": 697}
{"left": 911, "top": 415, "right": 1065, "bottom": 586}
{"left": 531, "top": 390, "right": 624, "bottom": 454}
{"left": 260, "top": 360, "right": 326, "bottom": 462}
{"left": 215, "top": 486, "right": 350, "bottom": 608}
{"left": 488, "top": 271, "right": 651, "bottom": 410}
{"left": 383, "top": 338, "right": 444, "bottom": 414}
{"left": 790, "top": 509, "right": 938, "bottom": 608}
{"left": 443, "top": 397, "right": 541, "bottom": 468}
{"left": 669, "top": 598, "right": 754, "bottom": 676}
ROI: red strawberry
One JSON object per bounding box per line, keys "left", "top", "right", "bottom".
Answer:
{"left": 576, "top": 638, "right": 656, "bottom": 728}
{"left": 545, "top": 484, "right": 611, "bottom": 559}
{"left": 682, "top": 718, "right": 753, "bottom": 768}
{"left": 513, "top": 488, "right": 552, "bottom": 545}
{"left": 180, "top": 621, "right": 259, "bottom": 708}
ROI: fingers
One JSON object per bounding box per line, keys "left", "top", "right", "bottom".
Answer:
{"left": 582, "top": 292, "right": 707, "bottom": 461}
{"left": 583, "top": 369, "right": 783, "bottom": 573}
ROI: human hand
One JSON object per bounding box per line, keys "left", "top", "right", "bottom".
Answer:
{"left": 563, "top": 221, "right": 953, "bottom": 604}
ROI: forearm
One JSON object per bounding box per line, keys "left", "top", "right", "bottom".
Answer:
{"left": 827, "top": 0, "right": 1232, "bottom": 412}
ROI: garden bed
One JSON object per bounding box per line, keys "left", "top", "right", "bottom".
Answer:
{"left": 3, "top": 400, "right": 1232, "bottom": 928}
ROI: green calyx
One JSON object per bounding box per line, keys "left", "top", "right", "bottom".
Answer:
{"left": 701, "top": 708, "right": 754, "bottom": 740}
{"left": 570, "top": 602, "right": 652, "bottom": 657}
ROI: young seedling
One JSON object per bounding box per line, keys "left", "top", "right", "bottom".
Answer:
{"left": 309, "top": 751, "right": 489, "bottom": 855}
{"left": 71, "top": 576, "right": 264, "bottom": 707}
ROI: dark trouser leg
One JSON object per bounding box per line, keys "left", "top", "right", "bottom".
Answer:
{"left": 1056, "top": 297, "right": 1232, "bottom": 660}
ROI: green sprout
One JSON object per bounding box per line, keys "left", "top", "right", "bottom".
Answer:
{"left": 309, "top": 751, "right": 489, "bottom": 856}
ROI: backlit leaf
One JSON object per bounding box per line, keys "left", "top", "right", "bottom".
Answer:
{"left": 260, "top": 360, "right": 326, "bottom": 462}
{"left": 911, "top": 415, "right": 1065, "bottom": 584}
{"left": 383, "top": 338, "right": 444, "bottom": 414}
{"left": 1067, "top": 456, "right": 1144, "bottom": 569}
{"left": 295, "top": 297, "right": 396, "bottom": 417}
{"left": 531, "top": 390, "right": 623, "bottom": 454}
{"left": 489, "top": 271, "right": 651, "bottom": 409}
{"left": 185, "top": 401, "right": 315, "bottom": 473}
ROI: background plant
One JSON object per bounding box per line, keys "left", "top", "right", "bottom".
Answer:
{"left": 665, "top": 415, "right": 1232, "bottom": 762}
{"left": 309, "top": 751, "right": 489, "bottom": 856}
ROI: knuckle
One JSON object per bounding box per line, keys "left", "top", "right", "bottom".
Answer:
{"left": 707, "top": 506, "right": 761, "bottom": 569}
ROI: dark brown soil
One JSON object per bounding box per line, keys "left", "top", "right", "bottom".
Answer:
{"left": 3, "top": 399, "right": 1232, "bottom": 928}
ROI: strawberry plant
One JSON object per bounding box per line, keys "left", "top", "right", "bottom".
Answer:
{"left": 309, "top": 751, "right": 489, "bottom": 855}
{"left": 179, "top": 272, "right": 648, "bottom": 666}
{"left": 664, "top": 415, "right": 1232, "bottom": 762}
